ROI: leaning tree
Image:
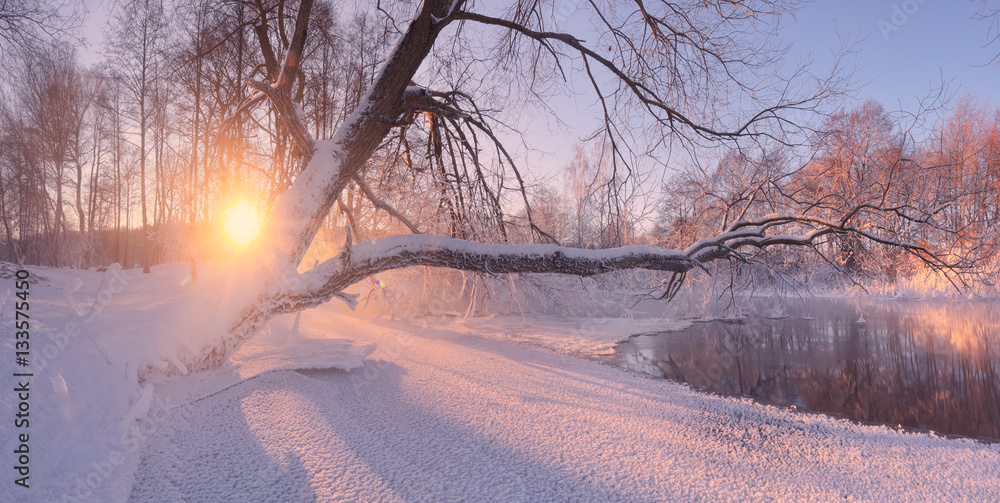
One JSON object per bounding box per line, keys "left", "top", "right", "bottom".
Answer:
{"left": 172, "top": 0, "right": 967, "bottom": 374}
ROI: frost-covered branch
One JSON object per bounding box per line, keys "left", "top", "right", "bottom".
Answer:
{"left": 262, "top": 235, "right": 699, "bottom": 317}
{"left": 682, "top": 210, "right": 966, "bottom": 285}
{"left": 352, "top": 175, "right": 421, "bottom": 234}
{"left": 266, "top": 201, "right": 966, "bottom": 321}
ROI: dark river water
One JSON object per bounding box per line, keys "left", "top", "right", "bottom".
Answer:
{"left": 611, "top": 299, "right": 1000, "bottom": 441}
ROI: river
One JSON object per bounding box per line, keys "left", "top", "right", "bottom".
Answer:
{"left": 612, "top": 299, "right": 1000, "bottom": 441}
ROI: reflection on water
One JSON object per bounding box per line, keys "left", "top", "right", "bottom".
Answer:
{"left": 612, "top": 299, "right": 1000, "bottom": 441}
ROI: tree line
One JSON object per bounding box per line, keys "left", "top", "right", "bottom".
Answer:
{"left": 526, "top": 97, "right": 1000, "bottom": 291}
{"left": 0, "top": 0, "right": 396, "bottom": 271}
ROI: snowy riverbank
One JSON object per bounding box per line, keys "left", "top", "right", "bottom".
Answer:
{"left": 2, "top": 263, "right": 998, "bottom": 501}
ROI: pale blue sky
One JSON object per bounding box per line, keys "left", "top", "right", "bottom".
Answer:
{"left": 782, "top": 0, "right": 999, "bottom": 109}
{"left": 78, "top": 0, "right": 1000, "bottom": 115}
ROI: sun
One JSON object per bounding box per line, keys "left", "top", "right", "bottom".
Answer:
{"left": 223, "top": 200, "right": 261, "bottom": 247}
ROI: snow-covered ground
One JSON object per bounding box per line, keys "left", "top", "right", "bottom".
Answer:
{"left": 2, "top": 263, "right": 998, "bottom": 502}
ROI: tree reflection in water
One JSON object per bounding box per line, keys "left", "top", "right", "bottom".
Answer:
{"left": 612, "top": 300, "right": 1000, "bottom": 441}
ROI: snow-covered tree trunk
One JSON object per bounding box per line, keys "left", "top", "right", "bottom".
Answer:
{"left": 176, "top": 0, "right": 459, "bottom": 371}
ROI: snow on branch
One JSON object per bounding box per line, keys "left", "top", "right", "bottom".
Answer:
{"left": 685, "top": 211, "right": 965, "bottom": 288}
{"left": 280, "top": 235, "right": 697, "bottom": 311}
{"left": 261, "top": 202, "right": 967, "bottom": 316}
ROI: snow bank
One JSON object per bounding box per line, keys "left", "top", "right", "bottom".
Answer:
{"left": 459, "top": 315, "right": 691, "bottom": 357}
{"left": 130, "top": 300, "right": 1000, "bottom": 502}
{"left": 150, "top": 314, "right": 375, "bottom": 407}
{"left": 3, "top": 262, "right": 998, "bottom": 502}
{"left": 0, "top": 263, "right": 373, "bottom": 502}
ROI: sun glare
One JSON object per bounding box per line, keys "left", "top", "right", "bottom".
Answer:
{"left": 223, "top": 200, "right": 261, "bottom": 247}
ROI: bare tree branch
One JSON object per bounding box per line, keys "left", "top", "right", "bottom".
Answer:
{"left": 352, "top": 174, "right": 421, "bottom": 234}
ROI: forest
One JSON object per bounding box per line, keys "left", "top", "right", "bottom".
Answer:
{"left": 1, "top": 0, "right": 998, "bottom": 305}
